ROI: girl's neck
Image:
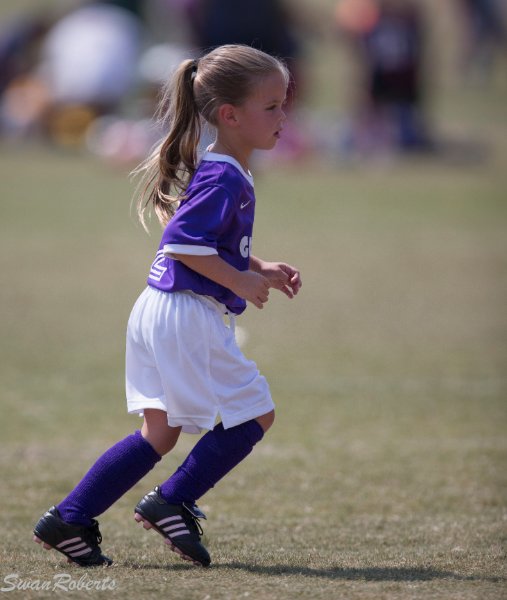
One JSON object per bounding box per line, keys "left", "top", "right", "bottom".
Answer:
{"left": 209, "top": 140, "right": 251, "bottom": 173}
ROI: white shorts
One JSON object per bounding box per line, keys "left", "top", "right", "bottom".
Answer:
{"left": 125, "top": 287, "right": 274, "bottom": 434}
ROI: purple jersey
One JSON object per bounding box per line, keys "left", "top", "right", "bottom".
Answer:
{"left": 147, "top": 152, "right": 255, "bottom": 315}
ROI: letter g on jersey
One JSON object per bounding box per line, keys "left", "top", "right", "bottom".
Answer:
{"left": 239, "top": 236, "right": 253, "bottom": 259}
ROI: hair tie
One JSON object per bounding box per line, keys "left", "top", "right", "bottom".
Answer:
{"left": 191, "top": 60, "right": 199, "bottom": 82}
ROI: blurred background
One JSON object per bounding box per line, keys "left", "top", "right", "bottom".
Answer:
{"left": 0, "top": 0, "right": 505, "bottom": 163}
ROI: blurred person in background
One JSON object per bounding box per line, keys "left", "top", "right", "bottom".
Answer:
{"left": 0, "top": 11, "right": 53, "bottom": 138}
{"left": 456, "top": 0, "right": 507, "bottom": 84}
{"left": 0, "top": 0, "right": 145, "bottom": 147}
{"left": 335, "top": 0, "right": 433, "bottom": 157}
{"left": 0, "top": 13, "right": 50, "bottom": 99}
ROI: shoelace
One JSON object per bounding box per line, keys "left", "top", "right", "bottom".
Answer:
{"left": 193, "top": 517, "right": 204, "bottom": 537}
{"left": 187, "top": 513, "right": 204, "bottom": 537}
{"left": 182, "top": 508, "right": 204, "bottom": 537}
{"left": 87, "top": 521, "right": 103, "bottom": 545}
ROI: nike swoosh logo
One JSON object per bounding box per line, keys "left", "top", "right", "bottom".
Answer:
{"left": 240, "top": 200, "right": 251, "bottom": 210}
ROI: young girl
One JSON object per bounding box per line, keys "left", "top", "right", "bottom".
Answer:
{"left": 33, "top": 44, "right": 301, "bottom": 568}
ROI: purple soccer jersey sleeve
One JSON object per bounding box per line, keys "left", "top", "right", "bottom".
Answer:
{"left": 163, "top": 184, "right": 235, "bottom": 257}
{"left": 147, "top": 153, "right": 256, "bottom": 314}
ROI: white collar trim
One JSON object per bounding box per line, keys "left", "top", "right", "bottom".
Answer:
{"left": 202, "top": 151, "right": 254, "bottom": 187}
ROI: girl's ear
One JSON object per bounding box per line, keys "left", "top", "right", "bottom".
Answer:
{"left": 217, "top": 103, "right": 239, "bottom": 127}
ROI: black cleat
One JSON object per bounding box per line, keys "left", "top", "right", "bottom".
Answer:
{"left": 33, "top": 507, "right": 113, "bottom": 567}
{"left": 134, "top": 487, "right": 211, "bottom": 567}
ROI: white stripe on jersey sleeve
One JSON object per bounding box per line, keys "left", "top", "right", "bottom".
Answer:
{"left": 163, "top": 244, "right": 218, "bottom": 259}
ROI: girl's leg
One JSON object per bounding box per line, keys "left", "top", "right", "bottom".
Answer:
{"left": 141, "top": 408, "right": 182, "bottom": 456}
{"left": 57, "top": 410, "right": 180, "bottom": 526}
{"left": 254, "top": 410, "right": 275, "bottom": 433}
{"left": 159, "top": 410, "right": 274, "bottom": 505}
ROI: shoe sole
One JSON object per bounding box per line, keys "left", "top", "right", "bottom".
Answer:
{"left": 133, "top": 512, "right": 205, "bottom": 567}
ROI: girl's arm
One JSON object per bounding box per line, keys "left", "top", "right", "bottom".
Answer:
{"left": 172, "top": 254, "right": 270, "bottom": 309}
{"left": 250, "top": 255, "right": 302, "bottom": 299}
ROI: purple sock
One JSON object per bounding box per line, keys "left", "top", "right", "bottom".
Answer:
{"left": 57, "top": 430, "right": 161, "bottom": 526}
{"left": 159, "top": 419, "right": 264, "bottom": 505}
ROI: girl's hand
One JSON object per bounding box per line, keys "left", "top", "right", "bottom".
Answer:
{"left": 232, "top": 270, "right": 271, "bottom": 309}
{"left": 172, "top": 254, "right": 270, "bottom": 309}
{"left": 251, "top": 258, "right": 302, "bottom": 299}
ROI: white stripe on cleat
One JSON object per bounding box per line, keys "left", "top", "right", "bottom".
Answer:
{"left": 133, "top": 509, "right": 204, "bottom": 566}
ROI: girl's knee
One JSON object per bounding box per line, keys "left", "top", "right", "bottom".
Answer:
{"left": 255, "top": 409, "right": 275, "bottom": 433}
{"left": 141, "top": 409, "right": 181, "bottom": 456}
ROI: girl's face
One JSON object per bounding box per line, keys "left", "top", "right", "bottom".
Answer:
{"left": 234, "top": 70, "right": 288, "bottom": 153}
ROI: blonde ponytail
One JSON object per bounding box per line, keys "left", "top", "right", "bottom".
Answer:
{"left": 134, "top": 59, "right": 201, "bottom": 230}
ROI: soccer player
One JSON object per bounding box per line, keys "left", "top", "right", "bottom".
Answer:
{"left": 33, "top": 44, "right": 302, "bottom": 568}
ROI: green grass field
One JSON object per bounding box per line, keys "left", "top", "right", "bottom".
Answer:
{"left": 1, "top": 2, "right": 506, "bottom": 599}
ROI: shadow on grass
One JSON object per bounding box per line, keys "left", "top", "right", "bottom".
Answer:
{"left": 220, "top": 563, "right": 506, "bottom": 583}
{"left": 123, "top": 562, "right": 504, "bottom": 584}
